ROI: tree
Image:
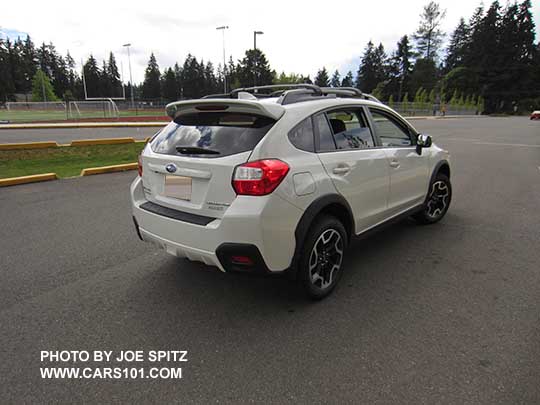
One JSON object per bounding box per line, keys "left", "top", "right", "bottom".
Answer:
{"left": 31, "top": 69, "right": 59, "bottom": 101}
{"left": 341, "top": 71, "right": 354, "bottom": 87}
{"left": 83, "top": 55, "right": 101, "bottom": 98}
{"left": 395, "top": 36, "right": 413, "bottom": 97}
{"left": 236, "top": 49, "right": 274, "bottom": 88}
{"left": 314, "top": 67, "right": 330, "bottom": 87}
{"left": 142, "top": 53, "right": 161, "bottom": 99}
{"left": 161, "top": 68, "right": 178, "bottom": 101}
{"left": 409, "top": 58, "right": 438, "bottom": 95}
{"left": 105, "top": 52, "right": 121, "bottom": 97}
{"left": 413, "top": 1, "right": 446, "bottom": 60}
{"left": 356, "top": 41, "right": 388, "bottom": 93}
{"left": 0, "top": 38, "right": 15, "bottom": 101}
{"left": 330, "top": 70, "right": 341, "bottom": 87}
{"left": 445, "top": 18, "right": 470, "bottom": 71}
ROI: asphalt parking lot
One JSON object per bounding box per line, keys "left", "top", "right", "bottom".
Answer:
{"left": 1, "top": 117, "right": 539, "bottom": 403}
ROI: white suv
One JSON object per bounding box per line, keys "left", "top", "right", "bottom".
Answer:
{"left": 131, "top": 85, "right": 451, "bottom": 299}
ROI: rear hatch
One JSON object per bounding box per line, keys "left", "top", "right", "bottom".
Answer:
{"left": 141, "top": 100, "right": 284, "bottom": 219}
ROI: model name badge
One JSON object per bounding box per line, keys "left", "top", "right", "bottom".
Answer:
{"left": 207, "top": 201, "right": 230, "bottom": 211}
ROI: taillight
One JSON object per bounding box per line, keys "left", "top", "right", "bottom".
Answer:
{"left": 233, "top": 159, "right": 289, "bottom": 196}
{"left": 138, "top": 154, "right": 143, "bottom": 177}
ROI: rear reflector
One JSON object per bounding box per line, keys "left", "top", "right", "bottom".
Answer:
{"left": 231, "top": 255, "right": 254, "bottom": 265}
{"left": 232, "top": 159, "right": 289, "bottom": 196}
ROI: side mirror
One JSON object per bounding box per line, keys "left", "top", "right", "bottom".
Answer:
{"left": 416, "top": 134, "right": 432, "bottom": 154}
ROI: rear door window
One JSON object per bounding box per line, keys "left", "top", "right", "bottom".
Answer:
{"left": 151, "top": 112, "right": 276, "bottom": 158}
{"left": 326, "top": 109, "right": 375, "bottom": 149}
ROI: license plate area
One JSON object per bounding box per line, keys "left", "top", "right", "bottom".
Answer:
{"left": 164, "top": 175, "right": 192, "bottom": 201}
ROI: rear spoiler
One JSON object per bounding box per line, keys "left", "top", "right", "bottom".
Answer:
{"left": 166, "top": 99, "right": 285, "bottom": 121}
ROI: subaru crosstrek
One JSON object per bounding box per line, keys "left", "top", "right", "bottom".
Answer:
{"left": 131, "top": 85, "right": 452, "bottom": 299}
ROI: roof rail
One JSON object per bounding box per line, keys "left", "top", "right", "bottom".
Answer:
{"left": 320, "top": 87, "right": 365, "bottom": 98}
{"left": 200, "top": 85, "right": 381, "bottom": 105}
{"left": 231, "top": 84, "right": 322, "bottom": 97}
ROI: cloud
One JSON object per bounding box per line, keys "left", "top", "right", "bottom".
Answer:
{"left": 3, "top": 0, "right": 539, "bottom": 84}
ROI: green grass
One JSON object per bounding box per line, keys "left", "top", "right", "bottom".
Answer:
{"left": 0, "top": 143, "right": 145, "bottom": 178}
{"left": 0, "top": 109, "right": 166, "bottom": 123}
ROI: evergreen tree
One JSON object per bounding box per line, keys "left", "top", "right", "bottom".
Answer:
{"left": 31, "top": 69, "right": 58, "bottom": 101}
{"left": 341, "top": 71, "right": 354, "bottom": 87}
{"left": 445, "top": 18, "right": 470, "bottom": 71}
{"left": 161, "top": 67, "right": 178, "bottom": 101}
{"left": 20, "top": 35, "right": 37, "bottom": 93}
{"left": 106, "top": 52, "right": 121, "bottom": 97}
{"left": 413, "top": 1, "right": 446, "bottom": 60}
{"left": 330, "top": 70, "right": 341, "bottom": 87}
{"left": 410, "top": 58, "right": 438, "bottom": 95}
{"left": 83, "top": 55, "right": 101, "bottom": 97}
{"left": 141, "top": 53, "right": 161, "bottom": 99}
{"left": 314, "top": 67, "right": 330, "bottom": 87}
{"left": 356, "top": 41, "right": 388, "bottom": 93}
{"left": 236, "top": 49, "right": 274, "bottom": 88}
{"left": 0, "top": 37, "right": 15, "bottom": 100}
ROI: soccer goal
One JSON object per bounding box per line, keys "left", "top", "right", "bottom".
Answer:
{"left": 68, "top": 99, "right": 120, "bottom": 119}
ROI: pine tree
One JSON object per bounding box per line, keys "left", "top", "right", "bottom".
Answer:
{"left": 236, "top": 49, "right": 274, "bottom": 88}
{"left": 413, "top": 1, "right": 446, "bottom": 60}
{"left": 106, "top": 52, "right": 121, "bottom": 97}
{"left": 445, "top": 18, "right": 470, "bottom": 71}
{"left": 161, "top": 68, "right": 178, "bottom": 101}
{"left": 341, "top": 71, "right": 354, "bottom": 87}
{"left": 330, "top": 70, "right": 341, "bottom": 87}
{"left": 356, "top": 41, "right": 388, "bottom": 93}
{"left": 141, "top": 53, "right": 161, "bottom": 99}
{"left": 314, "top": 67, "right": 330, "bottom": 87}
{"left": 394, "top": 35, "right": 413, "bottom": 100}
{"left": 83, "top": 55, "right": 101, "bottom": 97}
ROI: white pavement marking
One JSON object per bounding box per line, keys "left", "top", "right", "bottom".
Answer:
{"left": 473, "top": 142, "right": 540, "bottom": 148}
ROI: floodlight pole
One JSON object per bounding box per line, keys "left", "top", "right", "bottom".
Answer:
{"left": 253, "top": 31, "right": 264, "bottom": 88}
{"left": 216, "top": 26, "right": 229, "bottom": 93}
{"left": 81, "top": 58, "right": 88, "bottom": 100}
{"left": 123, "top": 43, "right": 135, "bottom": 110}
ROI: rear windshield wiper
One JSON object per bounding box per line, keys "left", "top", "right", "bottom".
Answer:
{"left": 176, "top": 146, "right": 220, "bottom": 155}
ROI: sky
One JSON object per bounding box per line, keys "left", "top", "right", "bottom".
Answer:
{"left": 2, "top": 0, "right": 539, "bottom": 85}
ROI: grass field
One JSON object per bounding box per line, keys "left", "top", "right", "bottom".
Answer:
{"left": 0, "top": 143, "right": 145, "bottom": 178}
{"left": 0, "top": 109, "right": 166, "bottom": 123}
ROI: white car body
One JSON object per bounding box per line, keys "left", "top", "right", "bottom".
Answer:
{"left": 131, "top": 87, "right": 451, "bottom": 296}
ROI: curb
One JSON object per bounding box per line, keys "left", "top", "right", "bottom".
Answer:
{"left": 0, "top": 173, "right": 57, "bottom": 187}
{"left": 0, "top": 122, "right": 168, "bottom": 130}
{"left": 0, "top": 141, "right": 59, "bottom": 150}
{"left": 0, "top": 137, "right": 148, "bottom": 150}
{"left": 80, "top": 163, "right": 138, "bottom": 176}
{"left": 70, "top": 137, "right": 135, "bottom": 146}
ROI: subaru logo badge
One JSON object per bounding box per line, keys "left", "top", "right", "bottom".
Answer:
{"left": 165, "top": 163, "right": 177, "bottom": 173}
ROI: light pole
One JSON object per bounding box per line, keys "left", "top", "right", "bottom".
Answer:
{"left": 253, "top": 31, "right": 264, "bottom": 87}
{"left": 216, "top": 26, "right": 229, "bottom": 93}
{"left": 123, "top": 43, "right": 135, "bottom": 110}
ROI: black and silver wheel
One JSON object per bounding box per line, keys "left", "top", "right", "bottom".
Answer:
{"left": 414, "top": 173, "right": 452, "bottom": 224}
{"left": 298, "top": 216, "right": 347, "bottom": 299}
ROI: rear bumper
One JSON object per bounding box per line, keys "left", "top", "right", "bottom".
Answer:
{"left": 131, "top": 177, "right": 303, "bottom": 272}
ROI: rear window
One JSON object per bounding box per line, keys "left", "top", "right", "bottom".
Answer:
{"left": 151, "top": 112, "right": 276, "bottom": 158}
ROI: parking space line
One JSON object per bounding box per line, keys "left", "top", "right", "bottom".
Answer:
{"left": 473, "top": 141, "right": 540, "bottom": 148}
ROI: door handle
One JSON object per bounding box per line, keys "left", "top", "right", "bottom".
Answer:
{"left": 389, "top": 160, "right": 400, "bottom": 168}
{"left": 333, "top": 166, "right": 351, "bottom": 175}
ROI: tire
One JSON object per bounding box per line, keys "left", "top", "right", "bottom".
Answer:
{"left": 413, "top": 173, "right": 452, "bottom": 224}
{"left": 297, "top": 215, "right": 347, "bottom": 300}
